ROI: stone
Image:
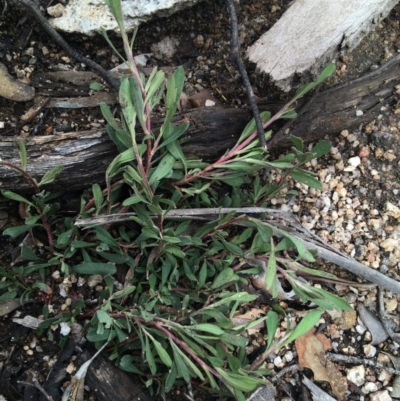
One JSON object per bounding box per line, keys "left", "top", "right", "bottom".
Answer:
{"left": 346, "top": 365, "right": 365, "bottom": 386}
{"left": 47, "top": 4, "right": 65, "bottom": 18}
{"left": 369, "top": 390, "right": 392, "bottom": 401}
{"left": 0, "top": 63, "right": 35, "bottom": 101}
{"left": 49, "top": 0, "right": 202, "bottom": 36}
{"left": 386, "top": 202, "right": 400, "bottom": 219}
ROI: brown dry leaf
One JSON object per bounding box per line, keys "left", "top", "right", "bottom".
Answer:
{"left": 62, "top": 341, "right": 108, "bottom": 401}
{"left": 0, "top": 211, "right": 8, "bottom": 229}
{"left": 178, "top": 92, "right": 190, "bottom": 111}
{"left": 295, "top": 328, "right": 347, "bottom": 400}
{"left": 187, "top": 89, "right": 219, "bottom": 108}
{"left": 232, "top": 308, "right": 265, "bottom": 334}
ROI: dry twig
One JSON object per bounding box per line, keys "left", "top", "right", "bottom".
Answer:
{"left": 75, "top": 207, "right": 400, "bottom": 294}
{"left": 327, "top": 353, "right": 400, "bottom": 376}
{"left": 225, "top": 0, "right": 266, "bottom": 148}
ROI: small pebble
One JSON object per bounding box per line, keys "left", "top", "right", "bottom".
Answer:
{"left": 363, "top": 344, "right": 377, "bottom": 357}
{"left": 347, "top": 365, "right": 365, "bottom": 386}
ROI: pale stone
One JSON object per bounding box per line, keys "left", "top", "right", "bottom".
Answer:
{"left": 49, "top": 0, "right": 202, "bottom": 36}
{"left": 347, "top": 365, "right": 365, "bottom": 386}
{"left": 348, "top": 156, "right": 361, "bottom": 167}
{"left": 362, "top": 382, "right": 378, "bottom": 393}
{"left": 369, "top": 390, "right": 392, "bottom": 401}
{"left": 380, "top": 238, "right": 400, "bottom": 252}
{"left": 87, "top": 274, "right": 103, "bottom": 288}
{"left": 363, "top": 344, "right": 377, "bottom": 357}
{"left": 386, "top": 202, "right": 400, "bottom": 219}
{"left": 0, "top": 63, "right": 35, "bottom": 101}
{"left": 47, "top": 4, "right": 65, "bottom": 18}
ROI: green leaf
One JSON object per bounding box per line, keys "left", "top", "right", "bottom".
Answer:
{"left": 211, "top": 268, "right": 236, "bottom": 289}
{"left": 144, "top": 69, "right": 165, "bottom": 106}
{"left": 3, "top": 225, "right": 32, "bottom": 237}
{"left": 1, "top": 190, "right": 33, "bottom": 206}
{"left": 290, "top": 135, "right": 303, "bottom": 152}
{"left": 265, "top": 311, "right": 279, "bottom": 350}
{"left": 215, "top": 368, "right": 265, "bottom": 392}
{"left": 237, "top": 111, "right": 271, "bottom": 143}
{"left": 96, "top": 310, "right": 113, "bottom": 329}
{"left": 220, "top": 333, "right": 248, "bottom": 347}
{"left": 173, "top": 345, "right": 205, "bottom": 381}
{"left": 119, "top": 355, "right": 144, "bottom": 375}
{"left": 152, "top": 338, "right": 172, "bottom": 367}
{"left": 311, "top": 287, "right": 352, "bottom": 311}
{"left": 38, "top": 166, "right": 63, "bottom": 186}
{"left": 71, "top": 263, "right": 116, "bottom": 275}
{"left": 170, "top": 344, "right": 190, "bottom": 382}
{"left": 221, "top": 240, "right": 243, "bottom": 255}
{"left": 282, "top": 309, "right": 322, "bottom": 346}
{"left": 100, "top": 103, "right": 121, "bottom": 131}
{"left": 95, "top": 226, "right": 120, "bottom": 248}
{"left": 103, "top": 0, "right": 124, "bottom": 29}
{"left": 311, "top": 140, "right": 332, "bottom": 158}
{"left": 129, "top": 76, "right": 146, "bottom": 131}
{"left": 289, "top": 169, "right": 322, "bottom": 189}
{"left": 92, "top": 184, "right": 103, "bottom": 212}
{"left": 106, "top": 148, "right": 136, "bottom": 178}
{"left": 90, "top": 82, "right": 104, "bottom": 91}
{"left": 315, "top": 62, "right": 336, "bottom": 85}
{"left": 109, "top": 285, "right": 136, "bottom": 300}
{"left": 273, "top": 227, "right": 315, "bottom": 262}
{"left": 280, "top": 109, "right": 297, "bottom": 119}
{"left": 18, "top": 139, "right": 27, "bottom": 171}
{"left": 148, "top": 153, "right": 175, "bottom": 187}
{"left": 21, "top": 245, "right": 42, "bottom": 261}
{"left": 145, "top": 335, "right": 157, "bottom": 375}
{"left": 165, "top": 364, "right": 178, "bottom": 393}
{"left": 189, "top": 324, "right": 224, "bottom": 335}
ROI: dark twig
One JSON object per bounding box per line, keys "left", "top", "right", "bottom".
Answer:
{"left": 326, "top": 352, "right": 400, "bottom": 376}
{"left": 378, "top": 288, "right": 400, "bottom": 344}
{"left": 225, "top": 0, "right": 266, "bottom": 148}
{"left": 271, "top": 364, "right": 301, "bottom": 382}
{"left": 14, "top": 0, "right": 120, "bottom": 91}
{"left": 18, "top": 371, "right": 54, "bottom": 401}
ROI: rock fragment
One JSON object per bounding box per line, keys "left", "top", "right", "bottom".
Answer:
{"left": 0, "top": 63, "right": 35, "bottom": 101}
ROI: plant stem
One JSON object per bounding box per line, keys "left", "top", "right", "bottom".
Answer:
{"left": 0, "top": 161, "right": 40, "bottom": 192}
{"left": 120, "top": 29, "right": 153, "bottom": 173}
{"left": 146, "top": 320, "right": 225, "bottom": 381}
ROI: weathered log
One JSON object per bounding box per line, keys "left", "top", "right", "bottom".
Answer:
{"left": 246, "top": 0, "right": 398, "bottom": 91}
{"left": 77, "top": 351, "right": 154, "bottom": 401}
{"left": 1, "top": 56, "right": 399, "bottom": 192}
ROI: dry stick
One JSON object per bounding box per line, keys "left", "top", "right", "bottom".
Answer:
{"left": 15, "top": 0, "right": 120, "bottom": 91}
{"left": 225, "top": 0, "right": 266, "bottom": 148}
{"left": 75, "top": 207, "right": 400, "bottom": 294}
{"left": 326, "top": 353, "right": 400, "bottom": 376}
{"left": 18, "top": 371, "right": 54, "bottom": 401}
{"left": 378, "top": 288, "right": 400, "bottom": 344}
{"left": 268, "top": 220, "right": 400, "bottom": 294}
